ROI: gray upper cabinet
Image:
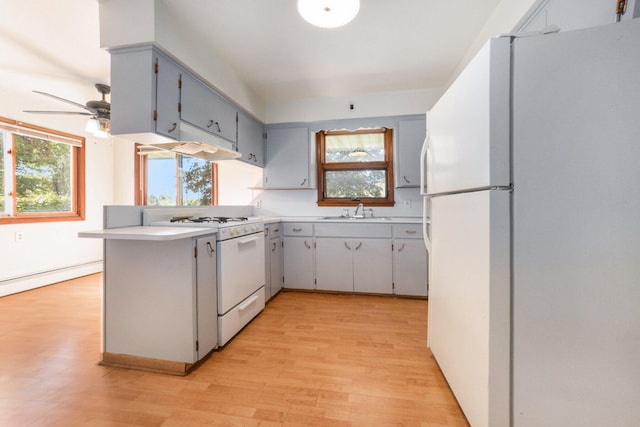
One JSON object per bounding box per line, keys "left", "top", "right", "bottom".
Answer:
{"left": 110, "top": 45, "right": 180, "bottom": 140}
{"left": 155, "top": 54, "right": 181, "bottom": 138}
{"left": 264, "top": 126, "right": 313, "bottom": 189}
{"left": 395, "top": 116, "right": 426, "bottom": 188}
{"left": 237, "top": 110, "right": 265, "bottom": 167}
{"left": 180, "top": 73, "right": 237, "bottom": 144}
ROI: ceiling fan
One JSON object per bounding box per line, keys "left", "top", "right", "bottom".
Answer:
{"left": 24, "top": 83, "right": 111, "bottom": 138}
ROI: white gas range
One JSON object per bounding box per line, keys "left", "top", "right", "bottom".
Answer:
{"left": 143, "top": 208, "right": 266, "bottom": 347}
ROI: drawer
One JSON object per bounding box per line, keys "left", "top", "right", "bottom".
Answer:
{"left": 218, "top": 287, "right": 265, "bottom": 346}
{"left": 283, "top": 222, "right": 313, "bottom": 236}
{"left": 315, "top": 222, "right": 391, "bottom": 238}
{"left": 393, "top": 223, "right": 422, "bottom": 239}
{"left": 264, "top": 223, "right": 282, "bottom": 238}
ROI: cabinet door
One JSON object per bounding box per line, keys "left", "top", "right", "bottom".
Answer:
{"left": 237, "top": 111, "right": 264, "bottom": 166}
{"left": 155, "top": 53, "right": 181, "bottom": 139}
{"left": 196, "top": 236, "right": 218, "bottom": 358}
{"left": 353, "top": 238, "right": 393, "bottom": 294}
{"left": 393, "top": 239, "right": 428, "bottom": 296}
{"left": 265, "top": 127, "right": 312, "bottom": 188}
{"left": 315, "top": 238, "right": 353, "bottom": 292}
{"left": 283, "top": 237, "right": 315, "bottom": 290}
{"left": 396, "top": 117, "right": 426, "bottom": 188}
{"left": 269, "top": 237, "right": 283, "bottom": 296}
{"left": 181, "top": 74, "right": 237, "bottom": 144}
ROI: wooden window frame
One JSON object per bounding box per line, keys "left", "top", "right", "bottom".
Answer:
{"left": 134, "top": 144, "right": 218, "bottom": 206}
{"left": 316, "top": 128, "right": 394, "bottom": 207}
{"left": 0, "top": 117, "right": 85, "bottom": 224}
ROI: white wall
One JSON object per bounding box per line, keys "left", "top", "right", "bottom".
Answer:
{"left": 0, "top": 0, "right": 113, "bottom": 296}
{"left": 0, "top": 92, "right": 112, "bottom": 296}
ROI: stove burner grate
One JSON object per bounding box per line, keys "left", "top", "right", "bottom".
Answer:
{"left": 169, "top": 216, "right": 249, "bottom": 224}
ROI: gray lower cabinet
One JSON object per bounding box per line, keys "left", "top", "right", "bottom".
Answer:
{"left": 103, "top": 234, "right": 217, "bottom": 368}
{"left": 282, "top": 223, "right": 315, "bottom": 289}
{"left": 281, "top": 221, "right": 426, "bottom": 297}
{"left": 264, "top": 223, "right": 283, "bottom": 299}
{"left": 392, "top": 224, "right": 428, "bottom": 296}
{"left": 315, "top": 238, "right": 353, "bottom": 292}
{"left": 316, "top": 237, "right": 392, "bottom": 293}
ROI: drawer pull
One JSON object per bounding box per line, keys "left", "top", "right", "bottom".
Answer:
{"left": 206, "top": 241, "right": 215, "bottom": 255}
{"left": 405, "top": 230, "right": 417, "bottom": 234}
{"left": 293, "top": 228, "right": 302, "bottom": 232}
{"left": 238, "top": 295, "right": 259, "bottom": 312}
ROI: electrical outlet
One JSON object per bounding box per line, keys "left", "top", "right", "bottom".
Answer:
{"left": 15, "top": 231, "right": 24, "bottom": 242}
{"left": 255, "top": 200, "right": 262, "bottom": 208}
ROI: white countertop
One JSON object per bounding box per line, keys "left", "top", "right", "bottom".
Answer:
{"left": 78, "top": 226, "right": 217, "bottom": 241}
{"left": 276, "top": 216, "right": 422, "bottom": 224}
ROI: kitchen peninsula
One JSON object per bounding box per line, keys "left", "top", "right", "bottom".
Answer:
{"left": 80, "top": 206, "right": 427, "bottom": 375}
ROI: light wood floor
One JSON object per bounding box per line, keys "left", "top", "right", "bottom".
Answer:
{"left": 0, "top": 274, "right": 469, "bottom": 426}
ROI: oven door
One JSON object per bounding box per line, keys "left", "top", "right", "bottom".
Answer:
{"left": 217, "top": 232, "right": 266, "bottom": 314}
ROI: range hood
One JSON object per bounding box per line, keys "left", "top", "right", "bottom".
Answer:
{"left": 144, "top": 121, "right": 241, "bottom": 161}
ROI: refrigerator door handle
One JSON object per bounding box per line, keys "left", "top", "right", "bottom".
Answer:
{"left": 422, "top": 197, "right": 432, "bottom": 254}
{"left": 419, "top": 131, "right": 429, "bottom": 196}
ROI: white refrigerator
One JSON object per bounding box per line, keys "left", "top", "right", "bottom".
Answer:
{"left": 422, "top": 19, "right": 640, "bottom": 427}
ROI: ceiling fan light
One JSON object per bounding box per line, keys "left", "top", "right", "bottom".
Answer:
{"left": 297, "top": 0, "right": 360, "bottom": 29}
{"left": 86, "top": 117, "right": 110, "bottom": 138}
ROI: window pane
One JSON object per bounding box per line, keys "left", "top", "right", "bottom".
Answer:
{"left": 146, "top": 152, "right": 177, "bottom": 205}
{"left": 15, "top": 134, "right": 72, "bottom": 213}
{"left": 180, "top": 156, "right": 211, "bottom": 205}
{"left": 325, "top": 133, "right": 385, "bottom": 163}
{"left": 325, "top": 170, "right": 386, "bottom": 198}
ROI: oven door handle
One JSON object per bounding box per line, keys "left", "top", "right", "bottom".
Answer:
{"left": 237, "top": 236, "right": 259, "bottom": 245}
{"left": 238, "top": 294, "right": 259, "bottom": 312}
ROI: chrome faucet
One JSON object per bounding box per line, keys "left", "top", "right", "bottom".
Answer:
{"left": 354, "top": 202, "right": 365, "bottom": 218}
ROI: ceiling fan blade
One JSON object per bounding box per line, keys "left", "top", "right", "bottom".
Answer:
{"left": 32, "top": 90, "right": 94, "bottom": 112}
{"left": 23, "top": 110, "right": 94, "bottom": 116}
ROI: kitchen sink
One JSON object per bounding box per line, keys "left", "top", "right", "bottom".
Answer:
{"left": 319, "top": 216, "right": 392, "bottom": 221}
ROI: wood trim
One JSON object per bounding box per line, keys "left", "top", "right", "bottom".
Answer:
{"left": 100, "top": 352, "right": 195, "bottom": 376}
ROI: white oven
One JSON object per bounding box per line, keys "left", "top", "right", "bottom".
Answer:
{"left": 143, "top": 208, "right": 266, "bottom": 346}
{"left": 215, "top": 222, "right": 265, "bottom": 345}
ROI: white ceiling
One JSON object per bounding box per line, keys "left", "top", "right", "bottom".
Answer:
{"left": 1, "top": 0, "right": 518, "bottom": 112}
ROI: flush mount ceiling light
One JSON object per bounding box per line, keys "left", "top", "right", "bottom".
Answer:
{"left": 297, "top": 0, "right": 360, "bottom": 29}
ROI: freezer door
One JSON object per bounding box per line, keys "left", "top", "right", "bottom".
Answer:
{"left": 512, "top": 20, "right": 640, "bottom": 426}
{"left": 427, "top": 37, "right": 511, "bottom": 194}
{"left": 428, "top": 190, "right": 510, "bottom": 427}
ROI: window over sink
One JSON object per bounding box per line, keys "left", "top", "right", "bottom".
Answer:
{"left": 316, "top": 128, "right": 394, "bottom": 206}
